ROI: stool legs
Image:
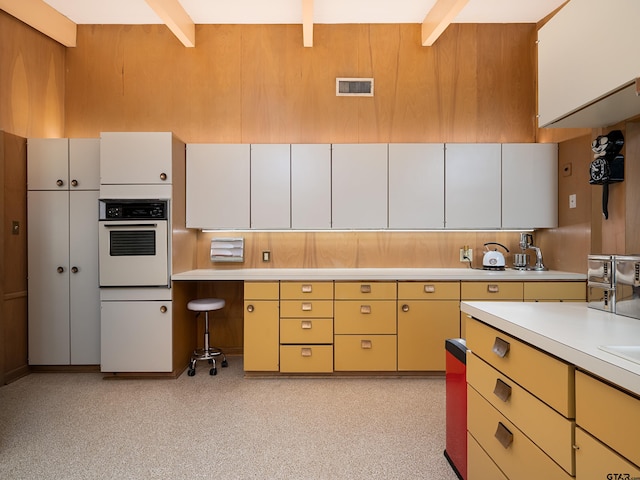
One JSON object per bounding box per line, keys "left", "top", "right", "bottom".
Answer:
{"left": 187, "top": 311, "right": 228, "bottom": 377}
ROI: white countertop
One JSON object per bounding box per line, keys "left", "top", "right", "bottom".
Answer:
{"left": 461, "top": 301, "right": 640, "bottom": 396}
{"left": 172, "top": 268, "right": 586, "bottom": 281}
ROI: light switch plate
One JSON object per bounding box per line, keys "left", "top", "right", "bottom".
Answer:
{"left": 569, "top": 194, "right": 577, "bottom": 209}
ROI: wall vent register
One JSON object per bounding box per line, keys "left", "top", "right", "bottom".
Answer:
{"left": 336, "top": 78, "right": 374, "bottom": 96}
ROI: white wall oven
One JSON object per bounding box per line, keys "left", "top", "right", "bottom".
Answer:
{"left": 99, "top": 199, "right": 169, "bottom": 287}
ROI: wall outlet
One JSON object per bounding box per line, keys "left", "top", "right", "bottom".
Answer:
{"left": 569, "top": 194, "right": 577, "bottom": 209}
{"left": 460, "top": 247, "right": 472, "bottom": 263}
{"left": 262, "top": 251, "right": 271, "bottom": 262}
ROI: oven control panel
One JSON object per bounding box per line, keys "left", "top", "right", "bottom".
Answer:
{"left": 100, "top": 199, "right": 168, "bottom": 220}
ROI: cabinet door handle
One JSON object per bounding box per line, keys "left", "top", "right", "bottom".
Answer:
{"left": 56, "top": 179, "right": 64, "bottom": 187}
{"left": 159, "top": 172, "right": 167, "bottom": 181}
{"left": 57, "top": 266, "right": 64, "bottom": 273}
{"left": 71, "top": 179, "right": 78, "bottom": 187}
{"left": 301, "top": 348, "right": 312, "bottom": 357}
{"left": 402, "top": 304, "right": 409, "bottom": 312}
{"left": 493, "top": 378, "right": 512, "bottom": 402}
{"left": 424, "top": 284, "right": 436, "bottom": 293}
{"left": 301, "top": 302, "right": 312, "bottom": 311}
{"left": 487, "top": 284, "right": 500, "bottom": 293}
{"left": 492, "top": 337, "right": 510, "bottom": 358}
{"left": 160, "top": 305, "right": 167, "bottom": 313}
{"left": 246, "top": 304, "right": 254, "bottom": 312}
{"left": 301, "top": 321, "right": 312, "bottom": 330}
{"left": 360, "top": 284, "right": 372, "bottom": 294}
{"left": 360, "top": 305, "right": 371, "bottom": 314}
{"left": 495, "top": 422, "right": 513, "bottom": 449}
{"left": 71, "top": 266, "right": 79, "bottom": 274}
{"left": 361, "top": 340, "right": 372, "bottom": 349}
{"left": 301, "top": 284, "right": 312, "bottom": 293}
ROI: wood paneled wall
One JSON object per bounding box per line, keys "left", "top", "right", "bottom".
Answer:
{"left": 65, "top": 23, "right": 538, "bottom": 144}
{"left": 0, "top": 11, "right": 65, "bottom": 138}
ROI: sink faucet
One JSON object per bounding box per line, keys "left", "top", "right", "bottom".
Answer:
{"left": 528, "top": 245, "right": 547, "bottom": 271}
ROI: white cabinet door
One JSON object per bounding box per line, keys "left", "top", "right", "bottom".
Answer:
{"left": 27, "top": 138, "right": 69, "bottom": 190}
{"left": 27, "top": 190, "right": 71, "bottom": 365}
{"left": 69, "top": 190, "right": 100, "bottom": 365}
{"left": 389, "top": 143, "right": 445, "bottom": 229}
{"left": 332, "top": 144, "right": 388, "bottom": 229}
{"left": 69, "top": 138, "right": 100, "bottom": 190}
{"left": 100, "top": 300, "right": 172, "bottom": 372}
{"left": 100, "top": 132, "right": 173, "bottom": 185}
{"left": 251, "top": 144, "right": 291, "bottom": 229}
{"left": 291, "top": 144, "right": 331, "bottom": 229}
{"left": 502, "top": 143, "right": 558, "bottom": 229}
{"left": 445, "top": 144, "right": 501, "bottom": 229}
{"left": 186, "top": 144, "right": 250, "bottom": 229}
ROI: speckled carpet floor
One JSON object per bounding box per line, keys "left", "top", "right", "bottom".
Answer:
{"left": 0, "top": 357, "right": 459, "bottom": 480}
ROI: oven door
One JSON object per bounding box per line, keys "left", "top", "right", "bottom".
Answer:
{"left": 99, "top": 220, "right": 169, "bottom": 287}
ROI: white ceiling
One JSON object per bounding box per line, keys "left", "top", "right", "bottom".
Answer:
{"left": 41, "top": 0, "right": 568, "bottom": 25}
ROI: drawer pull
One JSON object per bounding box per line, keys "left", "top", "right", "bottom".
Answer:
{"left": 492, "top": 337, "right": 510, "bottom": 358}
{"left": 487, "top": 284, "right": 500, "bottom": 293}
{"left": 424, "top": 284, "right": 436, "bottom": 293}
{"left": 361, "top": 340, "right": 372, "bottom": 349}
{"left": 360, "top": 305, "right": 372, "bottom": 314}
{"left": 301, "top": 284, "right": 313, "bottom": 293}
{"left": 493, "top": 378, "right": 512, "bottom": 402}
{"left": 360, "top": 284, "right": 372, "bottom": 294}
{"left": 301, "top": 348, "right": 312, "bottom": 357}
{"left": 301, "top": 320, "right": 312, "bottom": 330}
{"left": 301, "top": 302, "right": 312, "bottom": 311}
{"left": 494, "top": 422, "right": 513, "bottom": 449}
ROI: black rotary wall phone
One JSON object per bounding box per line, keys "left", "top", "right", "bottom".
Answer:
{"left": 589, "top": 129, "right": 624, "bottom": 219}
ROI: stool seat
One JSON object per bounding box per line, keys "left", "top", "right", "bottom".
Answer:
{"left": 187, "top": 298, "right": 225, "bottom": 312}
{"left": 186, "top": 297, "right": 228, "bottom": 377}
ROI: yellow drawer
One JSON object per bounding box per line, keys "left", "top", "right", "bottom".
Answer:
{"left": 575, "top": 427, "right": 640, "bottom": 480}
{"left": 280, "top": 300, "right": 334, "bottom": 318}
{"left": 523, "top": 281, "right": 586, "bottom": 301}
{"left": 280, "top": 281, "right": 333, "bottom": 300}
{"left": 461, "top": 282, "right": 523, "bottom": 300}
{"left": 576, "top": 370, "right": 640, "bottom": 467}
{"left": 279, "top": 345, "right": 333, "bottom": 373}
{"left": 467, "top": 353, "right": 575, "bottom": 475}
{"left": 466, "top": 317, "right": 575, "bottom": 418}
{"left": 467, "top": 387, "right": 573, "bottom": 480}
{"left": 280, "top": 318, "right": 333, "bottom": 344}
{"left": 467, "top": 432, "right": 508, "bottom": 480}
{"left": 397, "top": 281, "right": 460, "bottom": 300}
{"left": 334, "top": 335, "right": 396, "bottom": 371}
{"left": 244, "top": 281, "right": 279, "bottom": 300}
{"left": 334, "top": 300, "right": 396, "bottom": 334}
{"left": 334, "top": 281, "right": 396, "bottom": 300}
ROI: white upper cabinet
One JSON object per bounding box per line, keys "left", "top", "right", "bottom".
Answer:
{"left": 332, "top": 144, "right": 388, "bottom": 229}
{"left": 389, "top": 143, "right": 445, "bottom": 229}
{"left": 251, "top": 144, "right": 291, "bottom": 229}
{"left": 100, "top": 132, "right": 174, "bottom": 185}
{"left": 502, "top": 143, "right": 558, "bottom": 229}
{"left": 186, "top": 144, "right": 250, "bottom": 229}
{"left": 291, "top": 144, "right": 331, "bottom": 230}
{"left": 445, "top": 143, "right": 501, "bottom": 229}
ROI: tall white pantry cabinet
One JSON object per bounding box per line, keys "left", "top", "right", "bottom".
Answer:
{"left": 27, "top": 138, "right": 100, "bottom": 365}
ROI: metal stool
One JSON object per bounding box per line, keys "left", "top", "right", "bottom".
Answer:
{"left": 186, "top": 298, "right": 228, "bottom": 376}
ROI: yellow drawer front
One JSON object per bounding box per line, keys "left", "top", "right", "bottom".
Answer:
{"left": 523, "top": 281, "right": 586, "bottom": 301}
{"left": 462, "top": 282, "right": 523, "bottom": 300}
{"left": 334, "top": 300, "right": 397, "bottom": 334}
{"left": 334, "top": 335, "right": 397, "bottom": 371}
{"left": 280, "top": 318, "right": 333, "bottom": 344}
{"left": 280, "top": 300, "right": 334, "bottom": 318}
{"left": 575, "top": 427, "right": 640, "bottom": 480}
{"left": 397, "top": 281, "right": 460, "bottom": 300}
{"left": 244, "top": 281, "right": 279, "bottom": 300}
{"left": 467, "top": 432, "right": 508, "bottom": 480}
{"left": 279, "top": 345, "right": 333, "bottom": 373}
{"left": 334, "top": 281, "right": 396, "bottom": 300}
{"left": 576, "top": 370, "right": 640, "bottom": 467}
{"left": 467, "top": 387, "right": 573, "bottom": 480}
{"left": 467, "top": 353, "right": 575, "bottom": 475}
{"left": 280, "top": 282, "right": 334, "bottom": 300}
{"left": 466, "top": 318, "right": 575, "bottom": 418}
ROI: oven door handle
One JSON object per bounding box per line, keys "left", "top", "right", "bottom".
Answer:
{"left": 103, "top": 223, "right": 159, "bottom": 228}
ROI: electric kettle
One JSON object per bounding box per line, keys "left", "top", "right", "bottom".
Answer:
{"left": 482, "top": 242, "right": 509, "bottom": 270}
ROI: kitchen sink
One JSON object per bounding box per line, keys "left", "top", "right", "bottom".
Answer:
{"left": 598, "top": 345, "right": 640, "bottom": 365}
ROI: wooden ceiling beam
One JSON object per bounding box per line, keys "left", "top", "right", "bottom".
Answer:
{"left": 145, "top": 0, "right": 195, "bottom": 47}
{"left": 421, "top": 0, "right": 469, "bottom": 46}
{"left": 0, "top": 0, "right": 76, "bottom": 47}
{"left": 302, "top": 0, "right": 314, "bottom": 47}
